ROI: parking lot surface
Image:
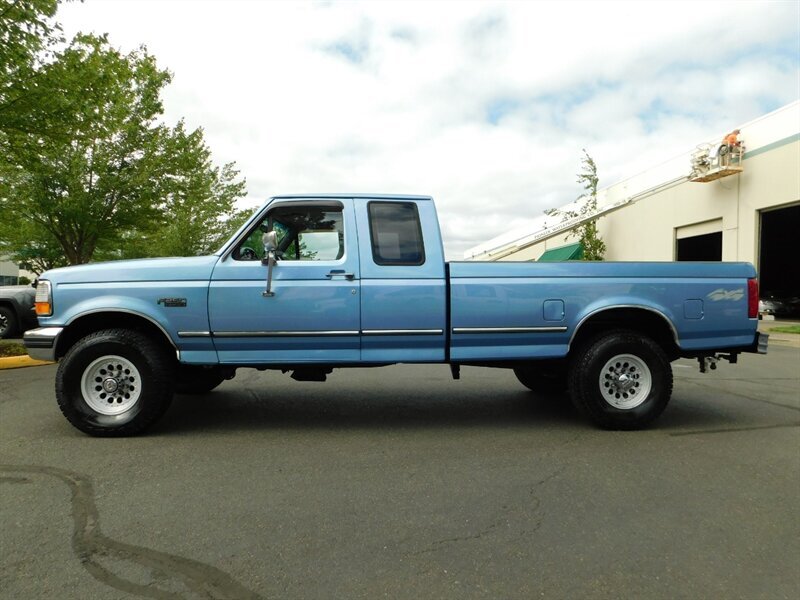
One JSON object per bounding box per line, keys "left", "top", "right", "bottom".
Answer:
{"left": 1, "top": 345, "right": 798, "bottom": 599}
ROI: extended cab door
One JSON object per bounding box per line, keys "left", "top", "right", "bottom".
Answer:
{"left": 354, "top": 198, "right": 447, "bottom": 362}
{"left": 208, "top": 199, "right": 360, "bottom": 364}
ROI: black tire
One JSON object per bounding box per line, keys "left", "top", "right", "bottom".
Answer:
{"left": 175, "top": 365, "right": 227, "bottom": 394}
{"left": 0, "top": 306, "right": 17, "bottom": 339}
{"left": 569, "top": 330, "right": 673, "bottom": 430}
{"left": 514, "top": 364, "right": 568, "bottom": 396}
{"left": 55, "top": 329, "right": 175, "bottom": 437}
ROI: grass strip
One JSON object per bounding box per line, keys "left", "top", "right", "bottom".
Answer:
{"left": 0, "top": 341, "right": 26, "bottom": 358}
{"left": 770, "top": 325, "right": 800, "bottom": 335}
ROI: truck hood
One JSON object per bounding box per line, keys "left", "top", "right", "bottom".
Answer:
{"left": 41, "top": 256, "right": 220, "bottom": 284}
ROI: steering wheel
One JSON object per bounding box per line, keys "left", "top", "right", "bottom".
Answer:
{"left": 239, "top": 247, "right": 258, "bottom": 261}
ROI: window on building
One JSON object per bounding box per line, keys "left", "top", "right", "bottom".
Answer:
{"left": 676, "top": 232, "right": 722, "bottom": 261}
{"left": 675, "top": 220, "right": 723, "bottom": 261}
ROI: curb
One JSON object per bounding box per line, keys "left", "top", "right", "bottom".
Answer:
{"left": 0, "top": 355, "right": 55, "bottom": 370}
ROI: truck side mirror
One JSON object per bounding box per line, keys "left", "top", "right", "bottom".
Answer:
{"left": 262, "top": 230, "right": 278, "bottom": 253}
{"left": 261, "top": 230, "right": 278, "bottom": 266}
{"left": 262, "top": 230, "right": 278, "bottom": 297}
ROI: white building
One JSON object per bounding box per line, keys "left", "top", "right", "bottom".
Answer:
{"left": 0, "top": 257, "right": 21, "bottom": 286}
{"left": 464, "top": 101, "right": 800, "bottom": 302}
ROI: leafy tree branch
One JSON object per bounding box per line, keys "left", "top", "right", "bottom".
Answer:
{"left": 544, "top": 149, "right": 606, "bottom": 261}
{"left": 0, "top": 2, "right": 248, "bottom": 272}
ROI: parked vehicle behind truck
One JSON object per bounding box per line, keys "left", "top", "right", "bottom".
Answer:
{"left": 24, "top": 194, "right": 768, "bottom": 436}
{"left": 0, "top": 285, "right": 37, "bottom": 339}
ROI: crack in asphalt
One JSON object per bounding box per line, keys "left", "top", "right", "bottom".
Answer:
{"left": 0, "top": 464, "right": 263, "bottom": 600}
{"left": 679, "top": 378, "right": 800, "bottom": 412}
{"left": 408, "top": 520, "right": 506, "bottom": 556}
{"left": 669, "top": 422, "right": 800, "bottom": 437}
{"left": 404, "top": 462, "right": 571, "bottom": 557}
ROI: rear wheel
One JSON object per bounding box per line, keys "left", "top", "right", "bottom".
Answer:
{"left": 569, "top": 330, "right": 673, "bottom": 430}
{"left": 56, "top": 329, "right": 174, "bottom": 436}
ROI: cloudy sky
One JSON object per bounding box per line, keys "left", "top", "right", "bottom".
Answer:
{"left": 57, "top": 0, "right": 799, "bottom": 259}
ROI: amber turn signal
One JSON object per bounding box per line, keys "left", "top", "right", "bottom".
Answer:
{"left": 34, "top": 280, "right": 53, "bottom": 316}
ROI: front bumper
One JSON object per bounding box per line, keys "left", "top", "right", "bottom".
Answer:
{"left": 23, "top": 327, "right": 64, "bottom": 361}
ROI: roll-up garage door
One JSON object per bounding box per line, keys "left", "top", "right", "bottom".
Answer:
{"left": 676, "top": 219, "right": 722, "bottom": 261}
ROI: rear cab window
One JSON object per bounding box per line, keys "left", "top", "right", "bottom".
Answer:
{"left": 367, "top": 201, "right": 425, "bottom": 266}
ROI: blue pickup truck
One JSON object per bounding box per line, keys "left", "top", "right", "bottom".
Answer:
{"left": 25, "top": 194, "right": 767, "bottom": 436}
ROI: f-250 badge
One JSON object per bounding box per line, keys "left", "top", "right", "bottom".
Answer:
{"left": 157, "top": 297, "right": 187, "bottom": 307}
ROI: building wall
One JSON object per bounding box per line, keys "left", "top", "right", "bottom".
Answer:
{"left": 737, "top": 139, "right": 800, "bottom": 264}
{"left": 597, "top": 137, "right": 799, "bottom": 263}
{"left": 466, "top": 102, "right": 800, "bottom": 266}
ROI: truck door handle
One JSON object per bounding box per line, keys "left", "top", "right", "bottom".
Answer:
{"left": 326, "top": 270, "right": 355, "bottom": 281}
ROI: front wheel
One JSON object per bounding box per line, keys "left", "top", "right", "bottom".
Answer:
{"left": 0, "top": 306, "right": 17, "bottom": 339}
{"left": 55, "top": 329, "right": 175, "bottom": 437}
{"left": 569, "top": 330, "right": 673, "bottom": 430}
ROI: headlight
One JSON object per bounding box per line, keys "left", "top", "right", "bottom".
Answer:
{"left": 35, "top": 280, "right": 53, "bottom": 316}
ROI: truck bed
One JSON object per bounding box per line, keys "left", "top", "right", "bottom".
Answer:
{"left": 448, "top": 261, "right": 758, "bottom": 362}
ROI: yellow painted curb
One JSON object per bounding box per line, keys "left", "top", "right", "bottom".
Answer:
{"left": 0, "top": 355, "right": 55, "bottom": 369}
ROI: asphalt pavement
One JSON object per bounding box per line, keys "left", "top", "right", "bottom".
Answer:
{"left": 1, "top": 345, "right": 798, "bottom": 599}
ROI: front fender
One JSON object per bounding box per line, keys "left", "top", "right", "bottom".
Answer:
{"left": 48, "top": 281, "right": 211, "bottom": 338}
{"left": 63, "top": 299, "right": 179, "bottom": 347}
{"left": 37, "top": 280, "right": 215, "bottom": 361}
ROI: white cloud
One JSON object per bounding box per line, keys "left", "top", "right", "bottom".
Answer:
{"left": 56, "top": 0, "right": 800, "bottom": 258}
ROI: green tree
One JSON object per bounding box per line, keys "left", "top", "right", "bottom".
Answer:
{"left": 5, "top": 219, "right": 68, "bottom": 274}
{"left": 0, "top": 0, "right": 63, "bottom": 151}
{"left": 1, "top": 33, "right": 171, "bottom": 265}
{"left": 0, "top": 31, "right": 247, "bottom": 269}
{"left": 134, "top": 121, "right": 247, "bottom": 259}
{"left": 0, "top": 0, "right": 59, "bottom": 75}
{"left": 545, "top": 149, "right": 606, "bottom": 261}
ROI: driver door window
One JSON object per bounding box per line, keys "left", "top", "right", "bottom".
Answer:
{"left": 233, "top": 206, "right": 345, "bottom": 262}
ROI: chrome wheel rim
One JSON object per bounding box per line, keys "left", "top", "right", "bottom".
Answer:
{"left": 80, "top": 355, "right": 142, "bottom": 416}
{"left": 599, "top": 353, "right": 651, "bottom": 410}
{"left": 0, "top": 313, "right": 8, "bottom": 336}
